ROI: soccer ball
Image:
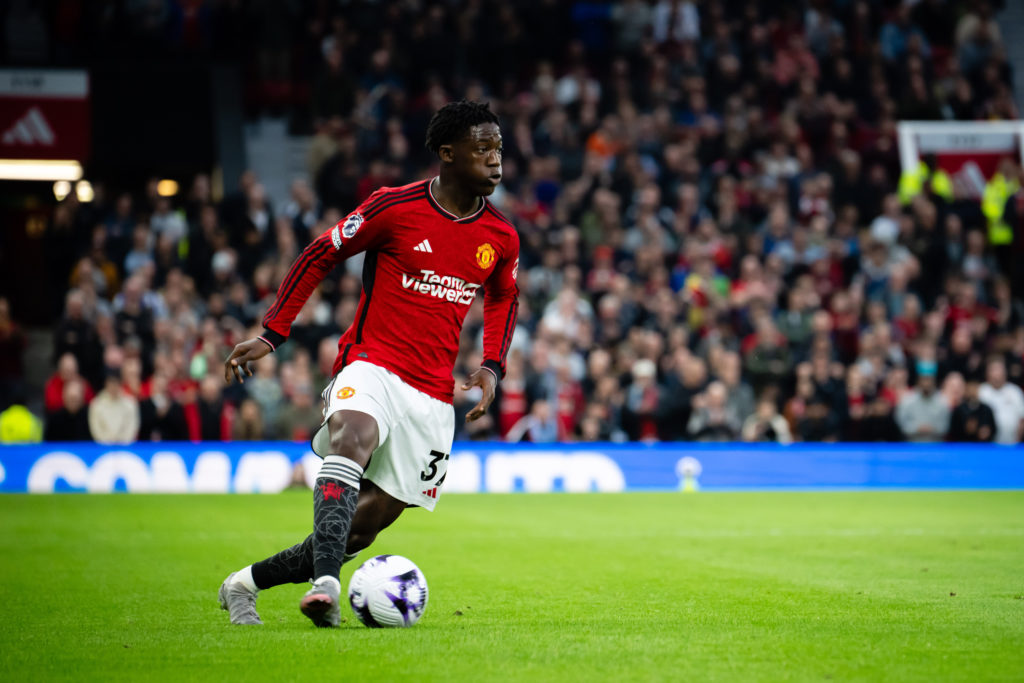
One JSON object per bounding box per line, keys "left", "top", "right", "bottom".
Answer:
{"left": 348, "top": 555, "right": 428, "bottom": 628}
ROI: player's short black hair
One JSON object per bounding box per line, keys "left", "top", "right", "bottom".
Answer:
{"left": 424, "top": 99, "right": 499, "bottom": 156}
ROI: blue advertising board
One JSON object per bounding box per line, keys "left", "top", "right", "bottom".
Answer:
{"left": 0, "top": 442, "right": 1021, "bottom": 493}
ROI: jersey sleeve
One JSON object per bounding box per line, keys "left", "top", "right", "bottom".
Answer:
{"left": 260, "top": 189, "right": 392, "bottom": 348}
{"left": 480, "top": 228, "right": 520, "bottom": 380}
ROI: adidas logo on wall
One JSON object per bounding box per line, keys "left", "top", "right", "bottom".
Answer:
{"left": 2, "top": 107, "right": 55, "bottom": 146}
{"left": 413, "top": 239, "right": 433, "bottom": 253}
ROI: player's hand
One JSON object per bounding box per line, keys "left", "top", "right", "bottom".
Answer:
{"left": 461, "top": 368, "right": 497, "bottom": 422}
{"left": 224, "top": 338, "right": 272, "bottom": 384}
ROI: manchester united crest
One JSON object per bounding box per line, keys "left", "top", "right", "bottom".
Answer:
{"left": 476, "top": 243, "right": 496, "bottom": 269}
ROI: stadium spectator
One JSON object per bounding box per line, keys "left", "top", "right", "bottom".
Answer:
{"left": 243, "top": 354, "right": 284, "bottom": 435}
{"left": 138, "top": 373, "right": 188, "bottom": 442}
{"left": 103, "top": 193, "right": 135, "bottom": 273}
{"left": 53, "top": 290, "right": 104, "bottom": 389}
{"left": 275, "top": 382, "right": 322, "bottom": 442}
{"left": 113, "top": 276, "right": 156, "bottom": 351}
{"left": 789, "top": 369, "right": 842, "bottom": 443}
{"left": 776, "top": 289, "right": 815, "bottom": 357}
{"left": 496, "top": 350, "right": 530, "bottom": 439}
{"left": 282, "top": 179, "right": 320, "bottom": 246}
{"left": 955, "top": 2, "right": 1003, "bottom": 76}
{"left": 842, "top": 364, "right": 903, "bottom": 442}
{"left": 687, "top": 381, "right": 742, "bottom": 442}
{"left": 506, "top": 398, "right": 560, "bottom": 444}
{"left": 651, "top": 0, "right": 699, "bottom": 44}
{"left": 880, "top": 5, "right": 931, "bottom": 63}
{"left": 896, "top": 361, "right": 950, "bottom": 442}
{"left": 949, "top": 376, "right": 997, "bottom": 443}
{"left": 232, "top": 399, "right": 265, "bottom": 441}
{"left": 741, "top": 398, "right": 793, "bottom": 444}
{"left": 44, "top": 380, "right": 92, "bottom": 442}
{"left": 715, "top": 350, "right": 755, "bottom": 424}
{"left": 44, "top": 353, "right": 94, "bottom": 415}
{"left": 0, "top": 297, "right": 26, "bottom": 407}
{"left": 979, "top": 356, "right": 1024, "bottom": 445}
{"left": 940, "top": 327, "right": 984, "bottom": 381}
{"left": 88, "top": 368, "right": 140, "bottom": 444}
{"left": 622, "top": 359, "right": 661, "bottom": 441}
{"left": 743, "top": 313, "right": 791, "bottom": 396}
{"left": 151, "top": 198, "right": 187, "bottom": 246}
{"left": 312, "top": 45, "right": 357, "bottom": 123}
{"left": 192, "top": 374, "right": 232, "bottom": 442}
{"left": 124, "top": 223, "right": 155, "bottom": 278}
{"left": 941, "top": 372, "right": 966, "bottom": 412}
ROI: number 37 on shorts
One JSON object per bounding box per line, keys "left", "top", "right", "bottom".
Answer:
{"left": 420, "top": 450, "right": 449, "bottom": 485}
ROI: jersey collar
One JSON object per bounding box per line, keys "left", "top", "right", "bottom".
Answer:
{"left": 426, "top": 177, "right": 487, "bottom": 223}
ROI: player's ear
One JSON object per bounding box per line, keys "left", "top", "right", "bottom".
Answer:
{"left": 438, "top": 144, "right": 455, "bottom": 164}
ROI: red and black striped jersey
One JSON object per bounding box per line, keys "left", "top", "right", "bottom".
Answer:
{"left": 260, "top": 179, "right": 520, "bottom": 404}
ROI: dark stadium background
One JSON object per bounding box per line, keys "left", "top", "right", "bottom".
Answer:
{"left": 1, "top": 0, "right": 1023, "bottom": 447}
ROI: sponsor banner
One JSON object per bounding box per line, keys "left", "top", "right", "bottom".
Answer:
{"left": 0, "top": 69, "right": 90, "bottom": 161}
{"left": 897, "top": 122, "right": 1024, "bottom": 199}
{"left": 0, "top": 442, "right": 1022, "bottom": 494}
{"left": 0, "top": 71, "right": 89, "bottom": 97}
{"left": 936, "top": 153, "right": 1011, "bottom": 182}
{"left": 915, "top": 131, "right": 1017, "bottom": 153}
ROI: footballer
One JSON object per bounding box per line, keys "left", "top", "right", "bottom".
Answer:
{"left": 219, "top": 100, "right": 519, "bottom": 627}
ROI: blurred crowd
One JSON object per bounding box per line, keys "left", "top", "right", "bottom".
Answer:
{"left": 4, "top": 0, "right": 1024, "bottom": 445}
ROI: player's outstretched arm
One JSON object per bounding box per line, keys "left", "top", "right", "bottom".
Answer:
{"left": 224, "top": 338, "right": 272, "bottom": 384}
{"left": 462, "top": 368, "right": 497, "bottom": 422}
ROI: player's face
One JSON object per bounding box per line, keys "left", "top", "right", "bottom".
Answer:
{"left": 453, "top": 123, "right": 502, "bottom": 196}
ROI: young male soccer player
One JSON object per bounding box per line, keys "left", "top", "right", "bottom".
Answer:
{"left": 219, "top": 100, "right": 518, "bottom": 627}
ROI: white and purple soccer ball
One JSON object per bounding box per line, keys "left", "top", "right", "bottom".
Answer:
{"left": 348, "top": 555, "right": 428, "bottom": 628}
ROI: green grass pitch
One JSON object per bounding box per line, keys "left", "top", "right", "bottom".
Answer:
{"left": 1, "top": 490, "right": 1022, "bottom": 682}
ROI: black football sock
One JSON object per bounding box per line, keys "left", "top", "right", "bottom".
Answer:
{"left": 250, "top": 534, "right": 314, "bottom": 589}
{"left": 312, "top": 456, "right": 363, "bottom": 581}
{"left": 249, "top": 534, "right": 365, "bottom": 590}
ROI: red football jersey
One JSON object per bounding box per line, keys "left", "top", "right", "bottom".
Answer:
{"left": 260, "top": 179, "right": 520, "bottom": 404}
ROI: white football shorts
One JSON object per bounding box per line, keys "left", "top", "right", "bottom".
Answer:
{"left": 311, "top": 361, "right": 455, "bottom": 511}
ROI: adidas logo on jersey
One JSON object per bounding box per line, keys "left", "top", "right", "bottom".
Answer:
{"left": 413, "top": 239, "right": 433, "bottom": 253}
{"left": 421, "top": 487, "right": 438, "bottom": 499}
{"left": 2, "top": 107, "right": 55, "bottom": 146}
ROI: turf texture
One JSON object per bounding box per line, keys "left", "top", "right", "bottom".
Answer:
{"left": 1, "top": 490, "right": 1022, "bottom": 682}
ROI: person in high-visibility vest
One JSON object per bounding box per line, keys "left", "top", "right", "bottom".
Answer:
{"left": 982, "top": 157, "right": 1021, "bottom": 247}
{"left": 0, "top": 403, "right": 42, "bottom": 443}
{"left": 997, "top": 163, "right": 1024, "bottom": 299}
{"left": 898, "top": 153, "right": 953, "bottom": 205}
